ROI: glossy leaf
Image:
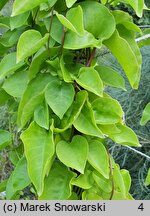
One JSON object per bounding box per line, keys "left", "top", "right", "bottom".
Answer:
{"left": 17, "top": 30, "right": 49, "bottom": 63}
{"left": 2, "top": 70, "right": 28, "bottom": 97}
{"left": 104, "top": 30, "right": 141, "bottom": 89}
{"left": 93, "top": 171, "right": 112, "bottom": 193}
{"left": 95, "top": 65, "right": 126, "bottom": 90}
{"left": 75, "top": 67, "right": 103, "bottom": 97}
{"left": 0, "top": 130, "right": 12, "bottom": 150}
{"left": 12, "top": 0, "right": 48, "bottom": 16}
{"left": 57, "top": 6, "right": 84, "bottom": 36}
{"left": 113, "top": 164, "right": 126, "bottom": 197}
{"left": 88, "top": 140, "right": 109, "bottom": 179}
{"left": 49, "top": 16, "right": 102, "bottom": 49}
{"left": 0, "top": 52, "right": 24, "bottom": 80}
{"left": 56, "top": 135, "right": 88, "bottom": 174}
{"left": 10, "top": 12, "right": 30, "bottom": 30}
{"left": 121, "top": 169, "right": 131, "bottom": 193}
{"left": 17, "top": 73, "right": 56, "bottom": 129}
{"left": 71, "top": 170, "right": 94, "bottom": 189}
{"left": 66, "top": 0, "right": 77, "bottom": 8}
{"left": 20, "top": 122, "right": 55, "bottom": 196}
{"left": 45, "top": 79, "right": 74, "bottom": 119}
{"left": 0, "top": 0, "right": 8, "bottom": 10}
{"left": 39, "top": 162, "right": 75, "bottom": 200}
{"left": 73, "top": 102, "right": 104, "bottom": 138}
{"left": 140, "top": 102, "right": 150, "bottom": 126}
{"left": 55, "top": 90, "right": 87, "bottom": 132}
{"left": 79, "top": 1, "right": 115, "bottom": 39}
{"left": 91, "top": 97, "right": 123, "bottom": 125}
{"left": 0, "top": 89, "right": 11, "bottom": 106}
{"left": 6, "top": 157, "right": 31, "bottom": 199}
{"left": 120, "top": 0, "right": 144, "bottom": 17}
{"left": 34, "top": 102, "right": 49, "bottom": 130}
{"left": 145, "top": 168, "right": 150, "bottom": 186}
{"left": 82, "top": 191, "right": 103, "bottom": 200}
{"left": 108, "top": 124, "right": 141, "bottom": 147}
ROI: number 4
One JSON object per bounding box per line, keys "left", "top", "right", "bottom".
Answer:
{"left": 138, "top": 203, "right": 144, "bottom": 211}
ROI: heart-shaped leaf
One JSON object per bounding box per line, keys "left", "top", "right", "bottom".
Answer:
{"left": 73, "top": 102, "right": 104, "bottom": 138}
{"left": 79, "top": 1, "right": 115, "bottom": 40}
{"left": 6, "top": 157, "right": 31, "bottom": 199}
{"left": 39, "top": 162, "right": 75, "bottom": 200}
{"left": 0, "top": 52, "right": 24, "bottom": 80}
{"left": 75, "top": 67, "right": 103, "bottom": 96}
{"left": 91, "top": 97, "right": 123, "bottom": 125}
{"left": 45, "top": 79, "right": 75, "bottom": 119}
{"left": 2, "top": 70, "right": 28, "bottom": 98}
{"left": 71, "top": 170, "right": 94, "bottom": 189}
{"left": 20, "top": 122, "right": 55, "bottom": 196}
{"left": 95, "top": 65, "right": 126, "bottom": 90}
{"left": 55, "top": 90, "right": 87, "bottom": 132}
{"left": 18, "top": 73, "right": 56, "bottom": 129}
{"left": 88, "top": 140, "right": 109, "bottom": 179}
{"left": 56, "top": 135, "right": 89, "bottom": 174}
{"left": 17, "top": 30, "right": 49, "bottom": 63}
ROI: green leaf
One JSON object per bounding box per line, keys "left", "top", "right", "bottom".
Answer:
{"left": 57, "top": 6, "right": 84, "bottom": 36}
{"left": 145, "top": 168, "right": 150, "bottom": 186}
{"left": 20, "top": 122, "right": 55, "bottom": 196}
{"left": 0, "top": 52, "right": 24, "bottom": 80}
{"left": 0, "top": 89, "right": 11, "bottom": 106}
{"left": 39, "top": 162, "right": 75, "bottom": 200}
{"left": 66, "top": 0, "right": 77, "bottom": 8}
{"left": 0, "top": 179, "right": 8, "bottom": 193}
{"left": 100, "top": 124, "right": 140, "bottom": 147}
{"left": 0, "top": 0, "right": 8, "bottom": 11}
{"left": 0, "top": 130, "right": 12, "bottom": 150}
{"left": 91, "top": 97, "right": 123, "bottom": 125}
{"left": 88, "top": 140, "right": 109, "bottom": 179}
{"left": 45, "top": 79, "right": 74, "bottom": 119}
{"left": 60, "top": 55, "right": 72, "bottom": 82}
{"left": 34, "top": 101, "right": 49, "bottom": 130}
{"left": 56, "top": 135, "right": 88, "bottom": 174}
{"left": 113, "top": 164, "right": 126, "bottom": 198}
{"left": 104, "top": 30, "right": 141, "bottom": 89}
{"left": 12, "top": 0, "right": 48, "bottom": 16}
{"left": 71, "top": 170, "right": 94, "bottom": 189}
{"left": 82, "top": 191, "right": 103, "bottom": 200}
{"left": 92, "top": 171, "right": 112, "bottom": 193}
{"left": 79, "top": 1, "right": 115, "bottom": 40}
{"left": 121, "top": 169, "right": 131, "bottom": 193}
{"left": 0, "top": 16, "right": 10, "bottom": 29}
{"left": 6, "top": 157, "right": 31, "bottom": 199}
{"left": 10, "top": 12, "right": 30, "bottom": 30}
{"left": 112, "top": 10, "right": 141, "bottom": 32}
{"left": 17, "top": 30, "right": 49, "bottom": 63}
{"left": 120, "top": 0, "right": 144, "bottom": 17}
{"left": 17, "top": 73, "right": 56, "bottom": 129}
{"left": 2, "top": 70, "right": 28, "bottom": 97}
{"left": 73, "top": 102, "right": 104, "bottom": 138}
{"left": 75, "top": 67, "right": 103, "bottom": 97}
{"left": 140, "top": 102, "right": 150, "bottom": 126}
{"left": 55, "top": 90, "right": 87, "bottom": 132}
{"left": 49, "top": 16, "right": 102, "bottom": 49}
{"left": 95, "top": 65, "right": 126, "bottom": 90}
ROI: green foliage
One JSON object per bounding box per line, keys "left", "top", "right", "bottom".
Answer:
{"left": 0, "top": 0, "right": 148, "bottom": 200}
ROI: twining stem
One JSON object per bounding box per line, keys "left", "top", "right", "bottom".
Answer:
{"left": 47, "top": 7, "right": 54, "bottom": 53}
{"left": 86, "top": 47, "right": 96, "bottom": 67}
{"left": 59, "top": 27, "right": 66, "bottom": 55}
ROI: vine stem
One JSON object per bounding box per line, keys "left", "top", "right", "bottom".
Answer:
{"left": 47, "top": 7, "right": 54, "bottom": 52}
{"left": 125, "top": 146, "right": 150, "bottom": 161}
{"left": 86, "top": 47, "right": 96, "bottom": 67}
{"left": 59, "top": 27, "right": 66, "bottom": 55}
